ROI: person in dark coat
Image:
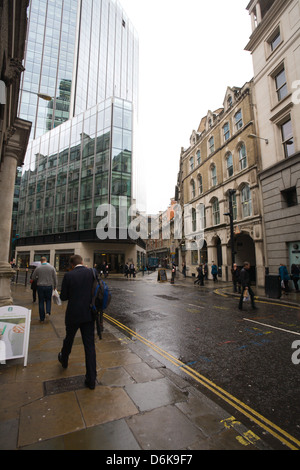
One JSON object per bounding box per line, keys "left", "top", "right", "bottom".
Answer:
{"left": 194, "top": 265, "right": 204, "bottom": 286}
{"left": 291, "top": 264, "right": 300, "bottom": 291}
{"left": 231, "top": 263, "right": 241, "bottom": 293}
{"left": 238, "top": 261, "right": 257, "bottom": 310}
{"left": 58, "top": 254, "right": 97, "bottom": 390}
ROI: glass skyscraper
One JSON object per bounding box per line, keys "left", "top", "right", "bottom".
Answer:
{"left": 15, "top": 0, "right": 144, "bottom": 272}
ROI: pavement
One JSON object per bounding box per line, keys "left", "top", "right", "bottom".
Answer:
{"left": 0, "top": 272, "right": 298, "bottom": 451}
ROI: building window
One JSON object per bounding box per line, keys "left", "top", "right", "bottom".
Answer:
{"left": 234, "top": 110, "right": 243, "bottom": 131}
{"left": 211, "top": 164, "right": 217, "bottom": 187}
{"left": 223, "top": 122, "right": 230, "bottom": 142}
{"left": 226, "top": 153, "right": 233, "bottom": 177}
{"left": 199, "top": 203, "right": 206, "bottom": 229}
{"left": 281, "top": 118, "right": 295, "bottom": 158}
{"left": 281, "top": 187, "right": 298, "bottom": 208}
{"left": 196, "top": 150, "right": 201, "bottom": 166}
{"left": 190, "top": 156, "right": 194, "bottom": 171}
{"left": 268, "top": 26, "right": 281, "bottom": 52}
{"left": 209, "top": 136, "right": 215, "bottom": 154}
{"left": 198, "top": 174, "right": 203, "bottom": 194}
{"left": 241, "top": 185, "right": 252, "bottom": 218}
{"left": 192, "top": 208, "right": 197, "bottom": 232}
{"left": 275, "top": 66, "right": 288, "bottom": 101}
{"left": 212, "top": 199, "right": 220, "bottom": 225}
{"left": 239, "top": 143, "right": 247, "bottom": 170}
{"left": 191, "top": 180, "right": 195, "bottom": 199}
{"left": 232, "top": 193, "right": 237, "bottom": 220}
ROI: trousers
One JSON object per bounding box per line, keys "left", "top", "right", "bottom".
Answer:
{"left": 61, "top": 321, "right": 96, "bottom": 384}
{"left": 37, "top": 285, "right": 53, "bottom": 321}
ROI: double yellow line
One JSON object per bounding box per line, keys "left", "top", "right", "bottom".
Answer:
{"left": 104, "top": 312, "right": 300, "bottom": 450}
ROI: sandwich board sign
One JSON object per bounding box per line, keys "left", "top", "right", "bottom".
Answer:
{"left": 0, "top": 306, "right": 31, "bottom": 367}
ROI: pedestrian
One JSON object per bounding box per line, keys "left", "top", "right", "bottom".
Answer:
{"left": 30, "top": 268, "right": 38, "bottom": 302}
{"left": 211, "top": 262, "right": 218, "bottom": 282}
{"left": 129, "top": 262, "right": 135, "bottom": 278}
{"left": 32, "top": 257, "right": 57, "bottom": 322}
{"left": 194, "top": 265, "right": 204, "bottom": 286}
{"left": 231, "top": 263, "right": 241, "bottom": 293}
{"left": 238, "top": 261, "right": 257, "bottom": 310}
{"left": 171, "top": 265, "right": 176, "bottom": 284}
{"left": 279, "top": 263, "right": 290, "bottom": 294}
{"left": 182, "top": 262, "right": 186, "bottom": 278}
{"left": 203, "top": 263, "right": 208, "bottom": 280}
{"left": 124, "top": 262, "right": 129, "bottom": 278}
{"left": 58, "top": 254, "right": 97, "bottom": 390}
{"left": 291, "top": 264, "right": 300, "bottom": 291}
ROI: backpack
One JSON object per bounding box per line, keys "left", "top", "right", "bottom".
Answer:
{"left": 91, "top": 268, "right": 111, "bottom": 312}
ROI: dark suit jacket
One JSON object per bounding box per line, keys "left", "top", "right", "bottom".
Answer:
{"left": 60, "top": 266, "right": 94, "bottom": 325}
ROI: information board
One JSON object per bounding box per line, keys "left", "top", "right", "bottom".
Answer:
{"left": 157, "top": 269, "right": 168, "bottom": 282}
{"left": 0, "top": 306, "right": 31, "bottom": 367}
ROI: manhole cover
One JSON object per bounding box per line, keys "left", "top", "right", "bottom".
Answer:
{"left": 43, "top": 375, "right": 90, "bottom": 396}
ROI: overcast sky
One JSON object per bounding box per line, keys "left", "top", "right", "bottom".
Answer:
{"left": 120, "top": 0, "right": 255, "bottom": 214}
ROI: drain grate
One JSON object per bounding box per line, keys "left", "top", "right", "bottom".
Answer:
{"left": 43, "top": 375, "right": 89, "bottom": 396}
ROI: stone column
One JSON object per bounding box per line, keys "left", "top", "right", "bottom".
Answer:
{"left": 0, "top": 152, "right": 18, "bottom": 306}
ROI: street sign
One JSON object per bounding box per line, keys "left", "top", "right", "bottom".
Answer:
{"left": 0, "top": 306, "right": 31, "bottom": 367}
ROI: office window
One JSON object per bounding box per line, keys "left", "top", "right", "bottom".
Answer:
{"left": 226, "top": 153, "right": 233, "bottom": 177}
{"left": 198, "top": 174, "right": 203, "bottom": 195}
{"left": 211, "top": 164, "right": 217, "bottom": 187}
{"left": 223, "top": 122, "right": 230, "bottom": 142}
{"left": 275, "top": 67, "right": 288, "bottom": 101}
{"left": 191, "top": 180, "right": 195, "bottom": 199}
{"left": 235, "top": 110, "right": 243, "bottom": 131}
{"left": 196, "top": 150, "right": 201, "bottom": 166}
{"left": 281, "top": 118, "right": 295, "bottom": 158}
{"left": 212, "top": 199, "right": 220, "bottom": 225}
{"left": 209, "top": 136, "right": 215, "bottom": 154}
{"left": 241, "top": 185, "right": 252, "bottom": 218}
{"left": 190, "top": 156, "right": 194, "bottom": 171}
{"left": 268, "top": 26, "right": 281, "bottom": 52}
{"left": 192, "top": 208, "right": 196, "bottom": 232}
{"left": 239, "top": 144, "right": 247, "bottom": 170}
{"left": 281, "top": 187, "right": 298, "bottom": 208}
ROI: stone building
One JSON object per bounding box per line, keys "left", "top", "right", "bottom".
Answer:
{"left": 176, "top": 81, "right": 265, "bottom": 286}
{"left": 245, "top": 0, "right": 300, "bottom": 275}
{"left": 0, "top": 0, "right": 31, "bottom": 306}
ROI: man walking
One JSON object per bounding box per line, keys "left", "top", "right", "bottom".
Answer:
{"left": 32, "top": 257, "right": 57, "bottom": 322}
{"left": 58, "top": 255, "right": 97, "bottom": 390}
{"left": 238, "top": 261, "right": 257, "bottom": 311}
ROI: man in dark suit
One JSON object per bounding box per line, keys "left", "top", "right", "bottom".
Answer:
{"left": 58, "top": 254, "right": 97, "bottom": 389}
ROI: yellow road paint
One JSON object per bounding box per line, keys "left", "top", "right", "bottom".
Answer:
{"left": 104, "top": 313, "right": 300, "bottom": 450}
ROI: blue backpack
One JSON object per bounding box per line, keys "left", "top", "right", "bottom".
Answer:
{"left": 91, "top": 268, "right": 111, "bottom": 312}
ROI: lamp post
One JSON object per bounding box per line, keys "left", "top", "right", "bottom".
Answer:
{"left": 224, "top": 189, "right": 236, "bottom": 266}
{"left": 248, "top": 133, "right": 268, "bottom": 144}
{"left": 22, "top": 89, "right": 53, "bottom": 101}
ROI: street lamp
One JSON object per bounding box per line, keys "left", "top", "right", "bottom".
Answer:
{"left": 22, "top": 89, "right": 53, "bottom": 101}
{"left": 248, "top": 133, "right": 269, "bottom": 144}
{"left": 224, "top": 189, "right": 236, "bottom": 266}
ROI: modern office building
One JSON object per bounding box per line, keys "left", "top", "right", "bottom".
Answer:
{"left": 245, "top": 0, "right": 300, "bottom": 275}
{"left": 15, "top": 0, "right": 145, "bottom": 272}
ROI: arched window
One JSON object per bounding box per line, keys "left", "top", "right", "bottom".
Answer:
{"left": 223, "top": 122, "right": 230, "bottom": 142}
{"left": 226, "top": 152, "right": 233, "bottom": 177}
{"left": 211, "top": 164, "right": 217, "bottom": 187}
{"left": 198, "top": 174, "right": 203, "bottom": 194}
{"left": 241, "top": 184, "right": 252, "bottom": 218}
{"left": 191, "top": 180, "right": 195, "bottom": 199}
{"left": 196, "top": 150, "right": 201, "bottom": 165}
{"left": 212, "top": 198, "right": 220, "bottom": 225}
{"left": 189, "top": 156, "right": 194, "bottom": 171}
{"left": 235, "top": 109, "right": 243, "bottom": 131}
{"left": 209, "top": 136, "right": 215, "bottom": 154}
{"left": 239, "top": 143, "right": 247, "bottom": 170}
{"left": 192, "top": 208, "right": 196, "bottom": 232}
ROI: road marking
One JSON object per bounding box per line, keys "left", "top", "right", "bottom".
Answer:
{"left": 244, "top": 318, "right": 300, "bottom": 336}
{"left": 188, "top": 303, "right": 205, "bottom": 309}
{"left": 104, "top": 312, "right": 300, "bottom": 450}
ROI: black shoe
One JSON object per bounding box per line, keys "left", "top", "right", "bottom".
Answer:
{"left": 58, "top": 352, "right": 68, "bottom": 369}
{"left": 238, "top": 306, "right": 243, "bottom": 310}
{"left": 85, "top": 379, "right": 95, "bottom": 390}
{"left": 252, "top": 306, "right": 258, "bottom": 310}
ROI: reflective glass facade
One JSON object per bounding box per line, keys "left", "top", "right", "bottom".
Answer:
{"left": 17, "top": 98, "right": 133, "bottom": 236}
{"left": 18, "top": 0, "right": 139, "bottom": 140}
{"left": 16, "top": 0, "right": 139, "bottom": 240}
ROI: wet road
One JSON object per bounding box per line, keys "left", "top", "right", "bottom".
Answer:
{"left": 104, "top": 272, "right": 300, "bottom": 450}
